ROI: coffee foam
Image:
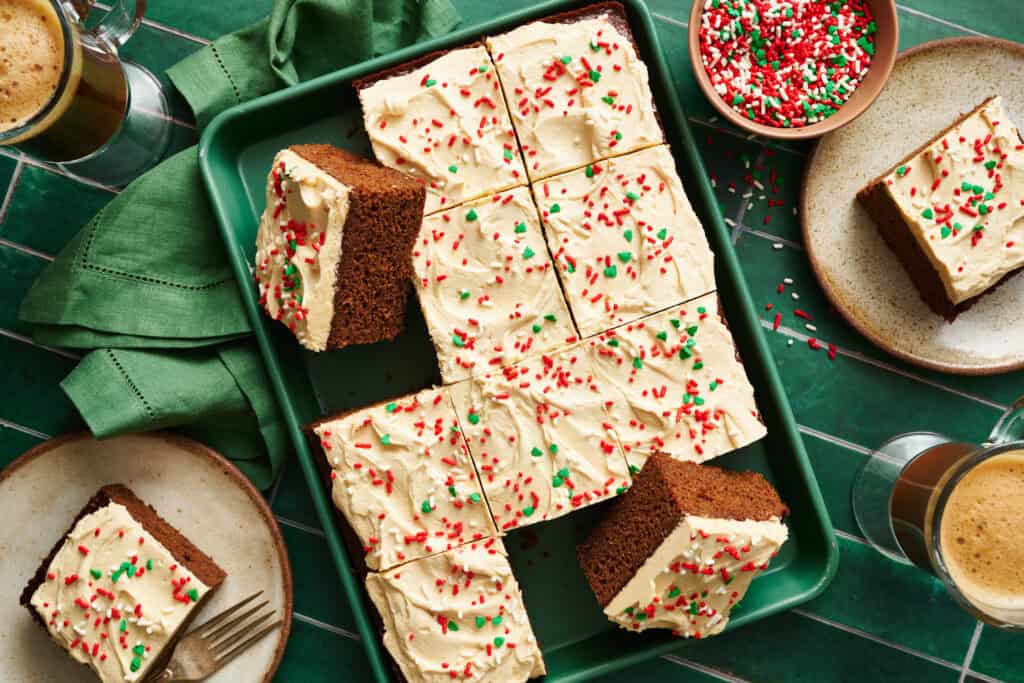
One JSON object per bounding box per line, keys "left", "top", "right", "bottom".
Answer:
{"left": 940, "top": 450, "right": 1024, "bottom": 613}
{"left": 0, "top": 0, "right": 65, "bottom": 133}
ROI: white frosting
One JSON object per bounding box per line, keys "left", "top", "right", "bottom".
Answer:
{"left": 534, "top": 144, "right": 716, "bottom": 337}
{"left": 588, "top": 292, "right": 767, "bottom": 471}
{"left": 605, "top": 516, "right": 787, "bottom": 639}
{"left": 486, "top": 15, "right": 663, "bottom": 180}
{"left": 449, "top": 345, "right": 631, "bottom": 531}
{"left": 29, "top": 502, "right": 211, "bottom": 683}
{"left": 364, "top": 539, "right": 545, "bottom": 683}
{"left": 359, "top": 45, "right": 527, "bottom": 215}
{"left": 413, "top": 186, "right": 576, "bottom": 384}
{"left": 883, "top": 96, "right": 1024, "bottom": 304}
{"left": 313, "top": 387, "right": 496, "bottom": 571}
{"left": 254, "top": 149, "right": 350, "bottom": 351}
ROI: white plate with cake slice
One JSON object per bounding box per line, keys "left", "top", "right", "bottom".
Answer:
{"left": 802, "top": 37, "right": 1024, "bottom": 375}
{"left": 0, "top": 432, "right": 292, "bottom": 683}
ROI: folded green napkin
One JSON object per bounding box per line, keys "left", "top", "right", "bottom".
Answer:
{"left": 18, "top": 0, "right": 461, "bottom": 489}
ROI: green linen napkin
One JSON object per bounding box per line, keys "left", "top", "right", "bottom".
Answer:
{"left": 18, "top": 0, "right": 461, "bottom": 489}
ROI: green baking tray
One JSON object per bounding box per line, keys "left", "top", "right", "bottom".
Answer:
{"left": 200, "top": 0, "right": 839, "bottom": 679}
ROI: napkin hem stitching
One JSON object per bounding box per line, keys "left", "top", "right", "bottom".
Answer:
{"left": 208, "top": 43, "right": 241, "bottom": 104}
{"left": 105, "top": 349, "right": 155, "bottom": 419}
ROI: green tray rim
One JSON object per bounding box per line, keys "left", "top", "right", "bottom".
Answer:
{"left": 199, "top": 1, "right": 840, "bottom": 680}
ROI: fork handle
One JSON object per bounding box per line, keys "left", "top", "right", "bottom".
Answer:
{"left": 145, "top": 669, "right": 174, "bottom": 683}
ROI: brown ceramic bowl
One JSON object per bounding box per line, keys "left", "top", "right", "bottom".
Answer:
{"left": 687, "top": 0, "right": 899, "bottom": 140}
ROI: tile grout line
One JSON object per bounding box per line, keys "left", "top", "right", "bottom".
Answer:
{"left": 661, "top": 654, "right": 751, "bottom": 683}
{"left": 0, "top": 148, "right": 120, "bottom": 194}
{"left": 0, "top": 237, "right": 55, "bottom": 261}
{"left": 266, "top": 458, "right": 286, "bottom": 506}
{"left": 0, "top": 159, "right": 24, "bottom": 224}
{"left": 0, "top": 328, "right": 82, "bottom": 360}
{"left": 895, "top": 4, "right": 990, "bottom": 38}
{"left": 276, "top": 514, "right": 325, "bottom": 537}
{"left": 741, "top": 225, "right": 804, "bottom": 251}
{"left": 797, "top": 424, "right": 873, "bottom": 456}
{"left": 791, "top": 607, "right": 966, "bottom": 674}
{"left": 652, "top": 12, "right": 688, "bottom": 30}
{"left": 958, "top": 622, "right": 984, "bottom": 683}
{"left": 729, "top": 148, "right": 765, "bottom": 243}
{"left": 291, "top": 611, "right": 361, "bottom": 641}
{"left": 833, "top": 528, "right": 873, "bottom": 548}
{"left": 0, "top": 417, "right": 51, "bottom": 440}
{"left": 760, "top": 319, "right": 1009, "bottom": 412}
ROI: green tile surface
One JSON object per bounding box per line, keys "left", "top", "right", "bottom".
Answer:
{"left": 1, "top": 1, "right": 1022, "bottom": 681}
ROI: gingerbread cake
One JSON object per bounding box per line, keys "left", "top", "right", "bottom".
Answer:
{"left": 857, "top": 95, "right": 1024, "bottom": 320}
{"left": 365, "top": 538, "right": 545, "bottom": 683}
{"left": 20, "top": 485, "right": 226, "bottom": 682}
{"left": 413, "top": 186, "right": 576, "bottom": 384}
{"left": 587, "top": 291, "right": 766, "bottom": 471}
{"left": 355, "top": 44, "right": 527, "bottom": 216}
{"left": 254, "top": 144, "right": 425, "bottom": 351}
{"left": 577, "top": 455, "right": 788, "bottom": 640}
{"left": 533, "top": 144, "right": 716, "bottom": 337}
{"left": 485, "top": 2, "right": 663, "bottom": 181}
{"left": 449, "top": 344, "right": 631, "bottom": 531}
{"left": 308, "top": 387, "right": 496, "bottom": 571}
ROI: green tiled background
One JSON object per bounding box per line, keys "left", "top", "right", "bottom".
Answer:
{"left": 2, "top": 1, "right": 1022, "bottom": 681}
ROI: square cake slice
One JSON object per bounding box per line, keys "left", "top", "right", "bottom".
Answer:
{"left": 578, "top": 455, "right": 788, "bottom": 640}
{"left": 414, "top": 186, "right": 576, "bottom": 384}
{"left": 533, "top": 144, "right": 716, "bottom": 337}
{"left": 365, "top": 538, "right": 545, "bottom": 683}
{"left": 20, "top": 485, "right": 226, "bottom": 683}
{"left": 486, "top": 2, "right": 663, "bottom": 181}
{"left": 449, "top": 344, "right": 631, "bottom": 531}
{"left": 857, "top": 95, "right": 1024, "bottom": 320}
{"left": 309, "top": 387, "right": 497, "bottom": 571}
{"left": 355, "top": 44, "right": 527, "bottom": 215}
{"left": 588, "top": 292, "right": 766, "bottom": 471}
{"left": 254, "top": 145, "right": 425, "bottom": 351}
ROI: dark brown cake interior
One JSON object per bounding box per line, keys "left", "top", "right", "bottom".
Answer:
{"left": 288, "top": 144, "right": 425, "bottom": 349}
{"left": 577, "top": 455, "right": 787, "bottom": 607}
{"left": 856, "top": 96, "right": 1024, "bottom": 321}
{"left": 21, "top": 484, "right": 226, "bottom": 630}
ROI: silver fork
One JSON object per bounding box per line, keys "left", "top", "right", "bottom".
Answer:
{"left": 145, "top": 591, "right": 283, "bottom": 682}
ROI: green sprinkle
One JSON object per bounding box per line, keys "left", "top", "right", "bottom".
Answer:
{"left": 552, "top": 476, "right": 564, "bottom": 488}
{"left": 896, "top": 165, "right": 908, "bottom": 177}
{"left": 979, "top": 204, "right": 990, "bottom": 215}
{"left": 617, "top": 251, "right": 632, "bottom": 263}
{"left": 601, "top": 95, "right": 615, "bottom": 105}
{"left": 452, "top": 335, "right": 465, "bottom": 348}
{"left": 467, "top": 412, "right": 480, "bottom": 425}
{"left": 656, "top": 228, "right": 668, "bottom": 240}
{"left": 679, "top": 347, "right": 692, "bottom": 360}
{"left": 478, "top": 64, "right": 488, "bottom": 73}
{"left": 607, "top": 338, "right": 619, "bottom": 347}
{"left": 636, "top": 611, "right": 647, "bottom": 621}
{"left": 632, "top": 357, "right": 643, "bottom": 369}
{"left": 550, "top": 444, "right": 559, "bottom": 455}
{"left": 469, "top": 493, "right": 481, "bottom": 503}
{"left": 921, "top": 208, "right": 934, "bottom": 219}
{"left": 561, "top": 55, "right": 573, "bottom": 64}
{"left": 421, "top": 500, "right": 433, "bottom": 514}
{"left": 589, "top": 69, "right": 601, "bottom": 82}
{"left": 448, "top": 486, "right": 457, "bottom": 497}
{"left": 689, "top": 601, "right": 700, "bottom": 615}
{"left": 492, "top": 616, "right": 503, "bottom": 626}
{"left": 625, "top": 191, "right": 640, "bottom": 201}
{"left": 380, "top": 434, "right": 391, "bottom": 446}
{"left": 623, "top": 229, "right": 633, "bottom": 242}
{"left": 670, "top": 318, "right": 681, "bottom": 328}
{"left": 940, "top": 226, "right": 952, "bottom": 239}
{"left": 532, "top": 323, "right": 542, "bottom": 333}
{"left": 126, "top": 564, "right": 136, "bottom": 578}
{"left": 604, "top": 265, "right": 617, "bottom": 278}
{"left": 985, "top": 161, "right": 997, "bottom": 170}
{"left": 448, "top": 164, "right": 458, "bottom": 173}
{"left": 544, "top": 313, "right": 557, "bottom": 322}
{"left": 187, "top": 588, "right": 199, "bottom": 602}
{"left": 668, "top": 586, "right": 681, "bottom": 598}
{"left": 732, "top": 93, "right": 744, "bottom": 105}
{"left": 710, "top": 381, "right": 719, "bottom": 391}
{"left": 972, "top": 184, "right": 984, "bottom": 194}
{"left": 90, "top": 569, "right": 102, "bottom": 579}
{"left": 694, "top": 395, "right": 705, "bottom": 406}
{"left": 522, "top": 506, "right": 535, "bottom": 517}
{"left": 503, "top": 148, "right": 513, "bottom": 161}
{"left": 686, "top": 325, "right": 699, "bottom": 336}
{"left": 628, "top": 464, "right": 641, "bottom": 475}
{"left": 459, "top": 289, "right": 471, "bottom": 300}
{"left": 693, "top": 361, "right": 705, "bottom": 370}
{"left": 133, "top": 644, "right": 145, "bottom": 656}
{"left": 448, "top": 620, "right": 460, "bottom": 632}
{"left": 697, "top": 306, "right": 707, "bottom": 314}
{"left": 585, "top": 165, "right": 595, "bottom": 178}
{"left": 557, "top": 468, "right": 570, "bottom": 479}
{"left": 656, "top": 331, "right": 668, "bottom": 341}
{"left": 494, "top": 637, "right": 505, "bottom": 648}
{"left": 465, "top": 209, "right": 478, "bottom": 221}
{"left": 119, "top": 619, "right": 127, "bottom": 632}
{"left": 832, "top": 55, "right": 847, "bottom": 67}
{"left": 424, "top": 78, "right": 437, "bottom": 87}
{"left": 523, "top": 247, "right": 535, "bottom": 259}
{"left": 130, "top": 658, "right": 142, "bottom": 673}
{"left": 531, "top": 446, "right": 543, "bottom": 457}
{"left": 514, "top": 222, "right": 527, "bottom": 234}
{"left": 476, "top": 616, "right": 487, "bottom": 628}
{"left": 549, "top": 203, "right": 561, "bottom": 214}
{"left": 616, "top": 486, "right": 628, "bottom": 494}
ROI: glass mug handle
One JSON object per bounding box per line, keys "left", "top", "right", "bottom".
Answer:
{"left": 987, "top": 396, "right": 1024, "bottom": 446}
{"left": 66, "top": 0, "right": 146, "bottom": 49}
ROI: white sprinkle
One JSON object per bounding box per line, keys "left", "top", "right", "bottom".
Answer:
{"left": 791, "top": 292, "right": 800, "bottom": 301}
{"left": 724, "top": 218, "right": 737, "bottom": 227}
{"left": 787, "top": 339, "right": 794, "bottom": 346}
{"left": 772, "top": 243, "right": 783, "bottom": 250}
{"left": 805, "top": 324, "right": 817, "bottom": 332}
{"left": 783, "top": 277, "right": 794, "bottom": 285}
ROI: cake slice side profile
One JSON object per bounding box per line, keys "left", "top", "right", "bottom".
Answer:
{"left": 577, "top": 456, "right": 787, "bottom": 639}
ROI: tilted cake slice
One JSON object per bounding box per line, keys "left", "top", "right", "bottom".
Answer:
{"left": 309, "top": 387, "right": 496, "bottom": 571}
{"left": 485, "top": 2, "right": 664, "bottom": 181}
{"left": 587, "top": 292, "right": 766, "bottom": 471}
{"left": 533, "top": 144, "right": 716, "bottom": 337}
{"left": 21, "top": 485, "right": 226, "bottom": 683}
{"left": 413, "top": 186, "right": 576, "bottom": 384}
{"left": 254, "top": 145, "right": 425, "bottom": 351}
{"left": 449, "top": 344, "right": 631, "bottom": 531}
{"left": 857, "top": 95, "right": 1024, "bottom": 320}
{"left": 578, "top": 455, "right": 788, "bottom": 640}
{"left": 355, "top": 44, "right": 527, "bottom": 215}
{"left": 365, "top": 538, "right": 546, "bottom": 683}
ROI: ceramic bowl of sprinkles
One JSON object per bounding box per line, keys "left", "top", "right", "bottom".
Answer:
{"left": 688, "top": 0, "right": 898, "bottom": 139}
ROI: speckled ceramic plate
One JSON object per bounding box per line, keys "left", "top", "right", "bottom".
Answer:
{"left": 802, "top": 37, "right": 1024, "bottom": 375}
{"left": 0, "top": 432, "right": 292, "bottom": 683}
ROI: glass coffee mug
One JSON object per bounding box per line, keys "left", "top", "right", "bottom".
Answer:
{"left": 853, "top": 398, "right": 1024, "bottom": 628}
{"left": 0, "top": 0, "right": 170, "bottom": 186}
